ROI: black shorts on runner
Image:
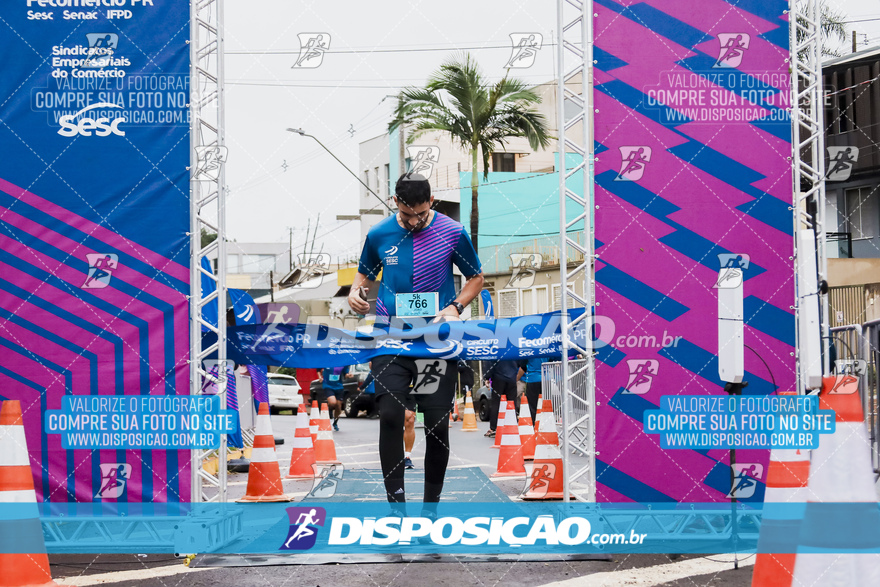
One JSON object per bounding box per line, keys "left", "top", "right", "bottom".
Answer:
{"left": 370, "top": 355, "right": 456, "bottom": 412}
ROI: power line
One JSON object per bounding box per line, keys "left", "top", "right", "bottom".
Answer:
{"left": 225, "top": 43, "right": 557, "bottom": 55}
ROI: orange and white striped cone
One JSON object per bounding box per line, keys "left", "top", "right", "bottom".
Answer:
{"left": 518, "top": 401, "right": 536, "bottom": 461}
{"left": 751, "top": 450, "right": 811, "bottom": 585}
{"left": 751, "top": 392, "right": 810, "bottom": 587}
{"left": 0, "top": 400, "right": 58, "bottom": 587}
{"left": 237, "top": 402, "right": 290, "bottom": 502}
{"left": 791, "top": 377, "right": 880, "bottom": 585}
{"left": 461, "top": 390, "right": 478, "bottom": 431}
{"left": 534, "top": 393, "right": 543, "bottom": 430}
{"left": 492, "top": 401, "right": 526, "bottom": 478}
{"left": 522, "top": 419, "right": 565, "bottom": 500}
{"left": 314, "top": 403, "right": 341, "bottom": 465}
{"left": 286, "top": 404, "right": 317, "bottom": 479}
{"left": 492, "top": 395, "right": 508, "bottom": 449}
{"left": 308, "top": 401, "right": 319, "bottom": 445}
{"left": 533, "top": 397, "right": 559, "bottom": 447}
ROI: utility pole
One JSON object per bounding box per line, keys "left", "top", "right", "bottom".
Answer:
{"left": 853, "top": 30, "right": 857, "bottom": 53}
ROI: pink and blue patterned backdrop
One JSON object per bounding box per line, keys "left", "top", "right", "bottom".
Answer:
{"left": 593, "top": 0, "right": 795, "bottom": 503}
{"left": 0, "top": 2, "right": 190, "bottom": 502}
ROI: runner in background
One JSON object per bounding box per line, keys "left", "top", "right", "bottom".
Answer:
{"left": 319, "top": 365, "right": 353, "bottom": 431}
{"left": 519, "top": 357, "right": 549, "bottom": 423}
{"left": 347, "top": 173, "right": 483, "bottom": 515}
{"left": 483, "top": 359, "right": 520, "bottom": 437}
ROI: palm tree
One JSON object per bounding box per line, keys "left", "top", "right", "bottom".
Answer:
{"left": 389, "top": 53, "right": 552, "bottom": 251}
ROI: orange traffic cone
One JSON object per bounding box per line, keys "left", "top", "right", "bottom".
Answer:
{"left": 534, "top": 397, "right": 559, "bottom": 447}
{"left": 492, "top": 400, "right": 526, "bottom": 478}
{"left": 314, "top": 403, "right": 341, "bottom": 465}
{"left": 534, "top": 393, "right": 543, "bottom": 429}
{"left": 462, "top": 390, "right": 478, "bottom": 431}
{"left": 518, "top": 401, "right": 536, "bottom": 460}
{"left": 237, "top": 402, "right": 290, "bottom": 502}
{"left": 0, "top": 400, "right": 58, "bottom": 587}
{"left": 493, "top": 395, "right": 508, "bottom": 449}
{"left": 751, "top": 393, "right": 810, "bottom": 587}
{"left": 791, "top": 377, "right": 880, "bottom": 585}
{"left": 522, "top": 414, "right": 565, "bottom": 500}
{"left": 308, "top": 401, "right": 319, "bottom": 444}
{"left": 286, "top": 404, "right": 317, "bottom": 479}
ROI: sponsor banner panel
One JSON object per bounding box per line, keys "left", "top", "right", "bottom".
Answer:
{"left": 0, "top": 1, "right": 190, "bottom": 502}
{"left": 593, "top": 1, "right": 796, "bottom": 502}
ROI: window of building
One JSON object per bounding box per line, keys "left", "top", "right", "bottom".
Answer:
{"left": 499, "top": 290, "right": 519, "bottom": 317}
{"left": 522, "top": 288, "right": 533, "bottom": 314}
{"left": 384, "top": 164, "right": 390, "bottom": 196}
{"left": 227, "top": 254, "right": 239, "bottom": 273}
{"left": 837, "top": 94, "right": 850, "bottom": 133}
{"left": 535, "top": 286, "right": 549, "bottom": 314}
{"left": 492, "top": 152, "right": 516, "bottom": 172}
{"left": 363, "top": 170, "right": 370, "bottom": 197}
{"left": 552, "top": 284, "right": 577, "bottom": 310}
{"left": 242, "top": 254, "right": 275, "bottom": 274}
{"left": 844, "top": 187, "right": 876, "bottom": 240}
{"left": 374, "top": 166, "right": 380, "bottom": 193}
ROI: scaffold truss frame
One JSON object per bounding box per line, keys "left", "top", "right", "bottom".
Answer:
{"left": 190, "top": 0, "right": 228, "bottom": 502}
{"left": 790, "top": 0, "right": 829, "bottom": 389}
{"left": 556, "top": 0, "right": 596, "bottom": 503}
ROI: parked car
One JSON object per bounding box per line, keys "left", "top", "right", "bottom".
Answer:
{"left": 267, "top": 373, "right": 302, "bottom": 414}
{"left": 473, "top": 383, "right": 522, "bottom": 422}
{"left": 309, "top": 366, "right": 376, "bottom": 418}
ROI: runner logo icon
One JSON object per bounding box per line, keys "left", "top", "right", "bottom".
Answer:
{"left": 195, "top": 146, "right": 228, "bottom": 181}
{"left": 615, "top": 146, "right": 651, "bottom": 181}
{"left": 308, "top": 464, "right": 344, "bottom": 498}
{"left": 726, "top": 463, "right": 762, "bottom": 499}
{"left": 82, "top": 253, "right": 119, "bottom": 289}
{"left": 280, "top": 507, "right": 327, "bottom": 550}
{"left": 714, "top": 34, "right": 750, "bottom": 68}
{"left": 506, "top": 33, "right": 543, "bottom": 68}
{"left": 405, "top": 146, "right": 440, "bottom": 179}
{"left": 507, "top": 253, "right": 542, "bottom": 289}
{"left": 83, "top": 33, "right": 119, "bottom": 68}
{"left": 522, "top": 463, "right": 556, "bottom": 498}
{"left": 95, "top": 463, "right": 131, "bottom": 499}
{"left": 714, "top": 254, "right": 750, "bottom": 289}
{"left": 623, "top": 359, "right": 659, "bottom": 395}
{"left": 826, "top": 146, "right": 859, "bottom": 181}
{"left": 412, "top": 359, "right": 448, "bottom": 394}
{"left": 293, "top": 33, "right": 330, "bottom": 68}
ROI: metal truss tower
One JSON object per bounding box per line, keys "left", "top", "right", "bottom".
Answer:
{"left": 190, "top": 0, "right": 228, "bottom": 502}
{"left": 790, "top": 0, "right": 829, "bottom": 389}
{"left": 556, "top": 0, "right": 596, "bottom": 502}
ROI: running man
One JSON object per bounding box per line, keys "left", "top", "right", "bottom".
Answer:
{"left": 319, "top": 365, "right": 353, "bottom": 431}
{"left": 348, "top": 173, "right": 483, "bottom": 512}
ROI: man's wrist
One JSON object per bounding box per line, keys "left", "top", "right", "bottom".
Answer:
{"left": 447, "top": 301, "right": 465, "bottom": 315}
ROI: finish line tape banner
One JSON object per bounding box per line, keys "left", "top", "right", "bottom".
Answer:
{"left": 0, "top": 3, "right": 190, "bottom": 502}
{"left": 4, "top": 503, "right": 880, "bottom": 554}
{"left": 593, "top": 1, "right": 795, "bottom": 503}
{"left": 222, "top": 310, "right": 589, "bottom": 368}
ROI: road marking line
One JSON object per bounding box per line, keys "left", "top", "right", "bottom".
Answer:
{"left": 56, "top": 564, "right": 212, "bottom": 586}
{"left": 536, "top": 555, "right": 755, "bottom": 587}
